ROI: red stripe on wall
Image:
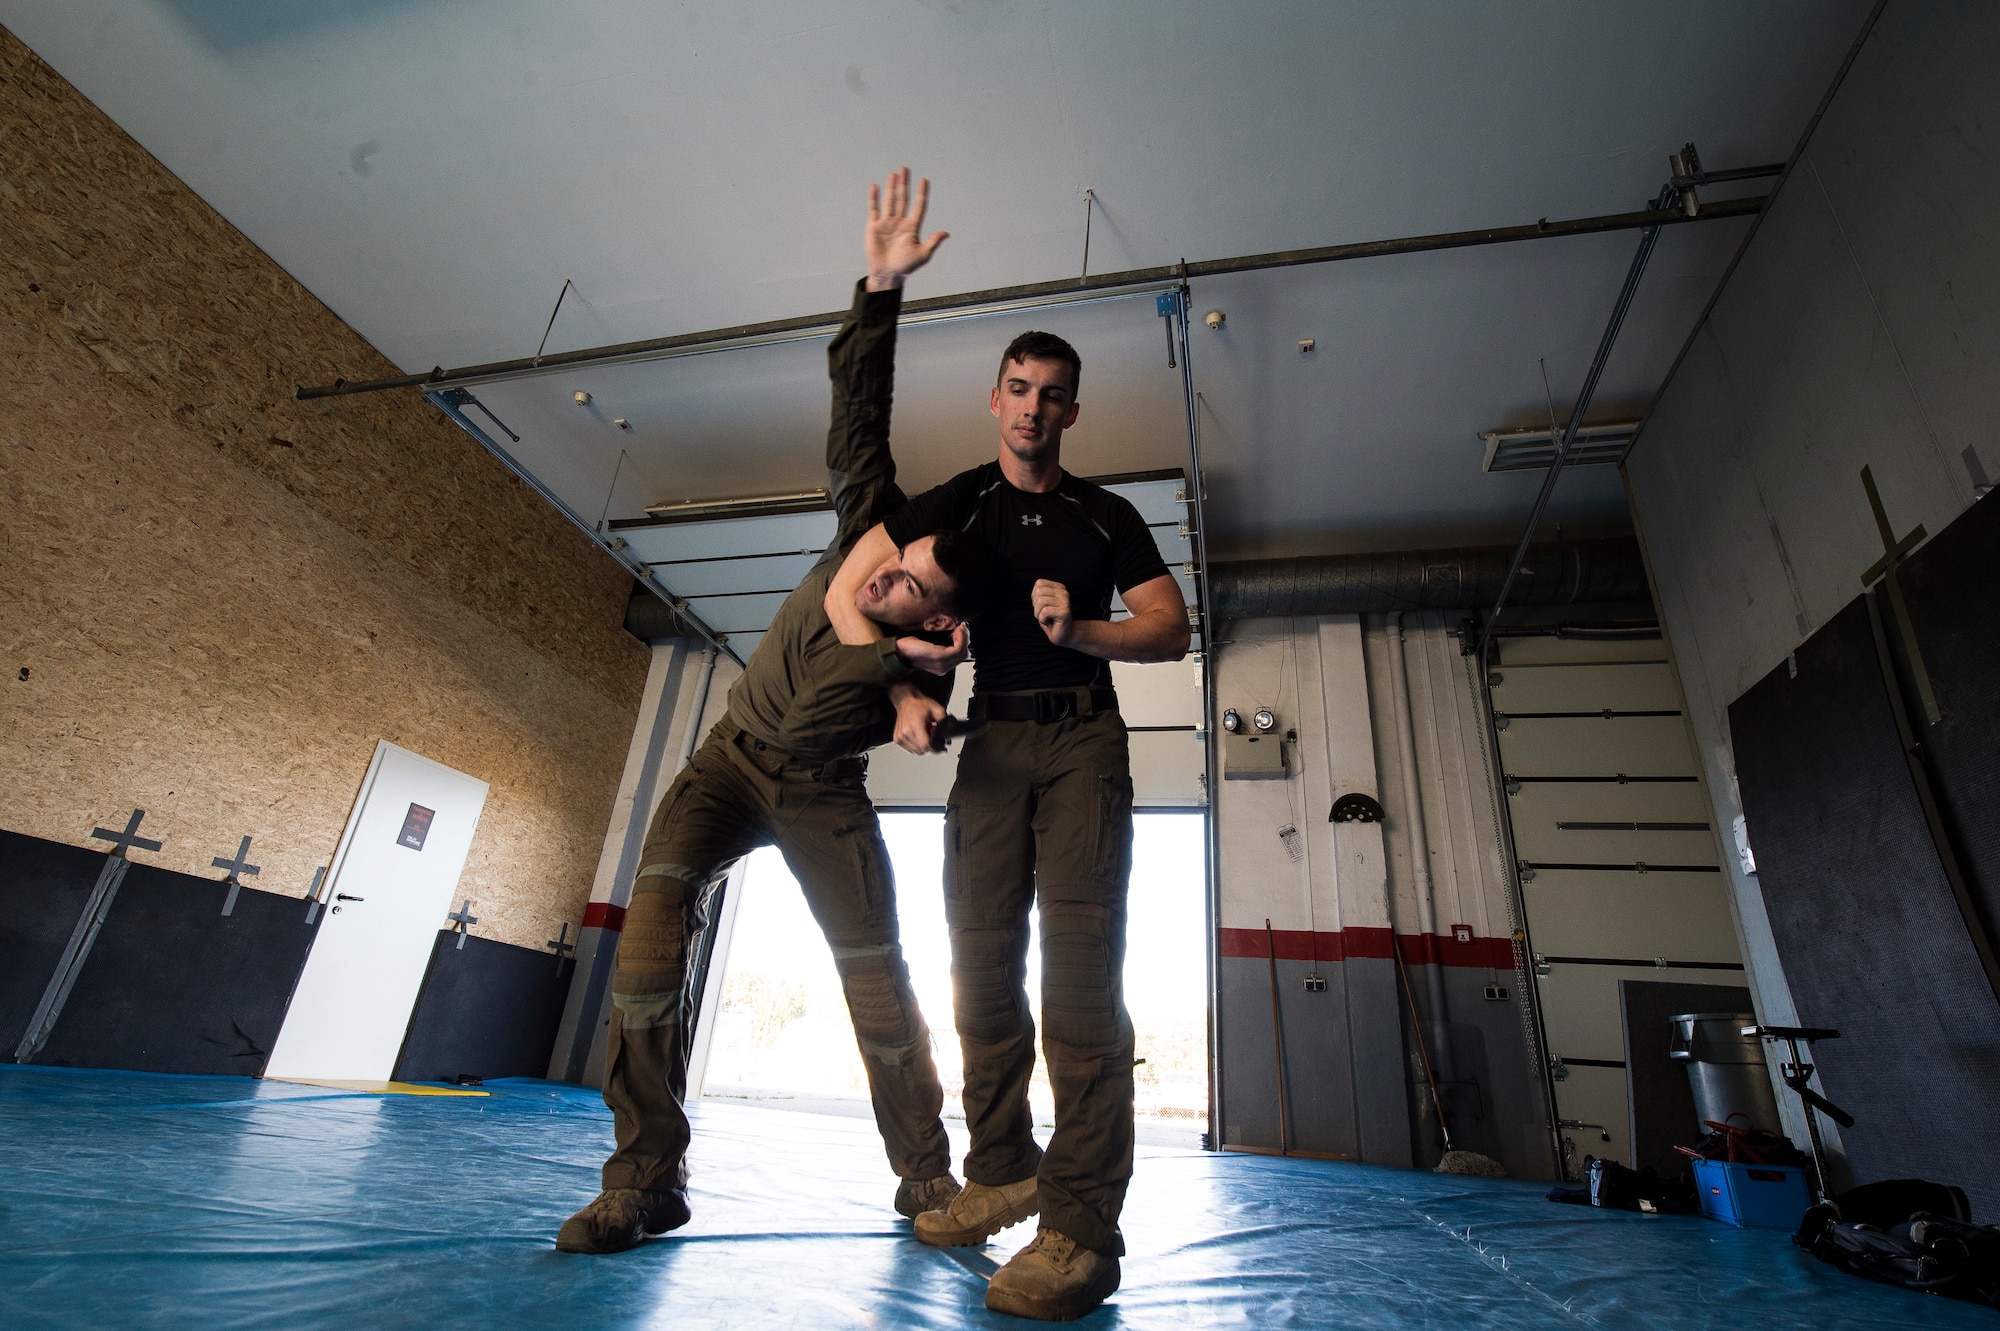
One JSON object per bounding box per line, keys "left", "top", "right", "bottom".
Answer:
{"left": 582, "top": 901, "right": 626, "bottom": 932}
{"left": 1217, "top": 927, "right": 1515, "bottom": 969}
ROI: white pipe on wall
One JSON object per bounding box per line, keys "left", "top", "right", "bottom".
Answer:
{"left": 1387, "top": 613, "right": 1455, "bottom": 1080}
{"left": 679, "top": 646, "right": 719, "bottom": 773}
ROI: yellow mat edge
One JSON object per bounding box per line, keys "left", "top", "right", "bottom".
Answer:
{"left": 265, "top": 1077, "right": 490, "bottom": 1097}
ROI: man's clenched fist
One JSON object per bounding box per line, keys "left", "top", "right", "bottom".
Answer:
{"left": 1032, "top": 579, "right": 1074, "bottom": 647}
{"left": 892, "top": 689, "right": 947, "bottom": 755}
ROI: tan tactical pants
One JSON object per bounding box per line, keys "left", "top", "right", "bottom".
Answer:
{"left": 945, "top": 701, "right": 1136, "bottom": 1257}
{"left": 600, "top": 724, "right": 950, "bottom": 1193}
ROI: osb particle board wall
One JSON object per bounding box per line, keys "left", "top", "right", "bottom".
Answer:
{"left": 0, "top": 29, "right": 650, "bottom": 952}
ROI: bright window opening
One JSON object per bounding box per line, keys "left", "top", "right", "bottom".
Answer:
{"left": 703, "top": 811, "right": 1209, "bottom": 1143}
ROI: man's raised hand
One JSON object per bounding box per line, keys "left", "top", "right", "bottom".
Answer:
{"left": 866, "top": 167, "right": 948, "bottom": 291}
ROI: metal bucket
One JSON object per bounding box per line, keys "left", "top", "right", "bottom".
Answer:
{"left": 1668, "top": 1012, "right": 1780, "bottom": 1134}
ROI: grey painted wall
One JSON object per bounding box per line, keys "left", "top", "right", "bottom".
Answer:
{"left": 1624, "top": 0, "right": 2000, "bottom": 1160}
{"left": 1214, "top": 613, "right": 1556, "bottom": 1177}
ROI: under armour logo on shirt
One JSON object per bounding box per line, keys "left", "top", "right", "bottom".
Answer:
{"left": 1021, "top": 514, "right": 1043, "bottom": 526}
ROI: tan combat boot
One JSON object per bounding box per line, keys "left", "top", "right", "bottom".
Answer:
{"left": 554, "top": 1187, "right": 691, "bottom": 1254}
{"left": 985, "top": 1227, "right": 1120, "bottom": 1321}
{"left": 912, "top": 1175, "right": 1039, "bottom": 1246}
{"left": 894, "top": 1171, "right": 963, "bottom": 1219}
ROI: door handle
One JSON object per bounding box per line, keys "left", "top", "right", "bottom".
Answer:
{"left": 336, "top": 893, "right": 366, "bottom": 902}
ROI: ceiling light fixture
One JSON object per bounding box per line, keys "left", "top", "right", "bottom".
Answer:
{"left": 1479, "top": 420, "right": 1639, "bottom": 473}
{"left": 641, "top": 489, "right": 832, "bottom": 522}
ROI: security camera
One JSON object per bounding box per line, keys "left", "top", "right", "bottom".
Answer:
{"left": 1204, "top": 310, "right": 1226, "bottom": 331}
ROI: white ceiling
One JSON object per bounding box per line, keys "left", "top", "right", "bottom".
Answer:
{"left": 8, "top": 1, "right": 1875, "bottom": 558}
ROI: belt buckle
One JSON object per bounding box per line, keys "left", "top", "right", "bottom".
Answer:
{"left": 1035, "top": 691, "right": 1077, "bottom": 724}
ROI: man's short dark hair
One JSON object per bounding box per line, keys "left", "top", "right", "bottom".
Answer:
{"left": 997, "top": 331, "right": 1081, "bottom": 393}
{"left": 926, "top": 528, "right": 995, "bottom": 621}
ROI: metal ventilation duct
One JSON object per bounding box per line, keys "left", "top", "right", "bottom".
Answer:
{"left": 624, "top": 586, "right": 709, "bottom": 643}
{"left": 1209, "top": 537, "right": 1648, "bottom": 620}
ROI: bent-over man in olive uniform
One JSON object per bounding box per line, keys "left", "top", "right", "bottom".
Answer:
{"left": 827, "top": 327, "right": 1190, "bottom": 1319}
{"left": 559, "top": 169, "right": 989, "bottom": 1255}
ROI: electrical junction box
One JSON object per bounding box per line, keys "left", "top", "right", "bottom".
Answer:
{"left": 1224, "top": 732, "right": 1286, "bottom": 780}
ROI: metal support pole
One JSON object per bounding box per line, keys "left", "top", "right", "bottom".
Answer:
{"left": 1476, "top": 182, "right": 1677, "bottom": 662}
{"left": 297, "top": 197, "right": 1761, "bottom": 401}
{"left": 1167, "top": 283, "right": 1225, "bottom": 1151}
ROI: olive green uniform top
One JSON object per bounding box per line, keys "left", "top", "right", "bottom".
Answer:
{"left": 720, "top": 281, "right": 952, "bottom": 765}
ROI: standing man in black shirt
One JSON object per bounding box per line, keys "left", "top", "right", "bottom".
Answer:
{"left": 827, "top": 329, "right": 1190, "bottom": 1320}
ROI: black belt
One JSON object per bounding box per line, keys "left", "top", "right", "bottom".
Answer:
{"left": 726, "top": 721, "right": 868, "bottom": 778}
{"left": 971, "top": 688, "right": 1118, "bottom": 724}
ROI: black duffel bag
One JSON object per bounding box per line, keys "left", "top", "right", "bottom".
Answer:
{"left": 1795, "top": 1180, "right": 1998, "bottom": 1308}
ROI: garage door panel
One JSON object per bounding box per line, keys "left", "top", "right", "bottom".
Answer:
{"left": 1512, "top": 818, "right": 1720, "bottom": 864}
{"left": 686, "top": 591, "right": 791, "bottom": 634}
{"left": 1525, "top": 874, "right": 1741, "bottom": 961}
{"left": 1535, "top": 966, "right": 1632, "bottom": 1061}
{"left": 619, "top": 511, "right": 835, "bottom": 565}
{"left": 1131, "top": 729, "right": 1206, "bottom": 806}
{"left": 1508, "top": 780, "right": 1713, "bottom": 830}
{"left": 1498, "top": 715, "right": 1699, "bottom": 776}
{"left": 1111, "top": 656, "right": 1203, "bottom": 728}
{"left": 649, "top": 552, "right": 822, "bottom": 598}
{"left": 1490, "top": 661, "right": 1681, "bottom": 713}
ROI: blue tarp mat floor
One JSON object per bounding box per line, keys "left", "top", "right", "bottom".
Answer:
{"left": 0, "top": 1064, "right": 1985, "bottom": 1329}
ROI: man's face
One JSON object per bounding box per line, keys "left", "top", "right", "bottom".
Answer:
{"left": 852, "top": 534, "right": 958, "bottom": 633}
{"left": 989, "top": 356, "right": 1081, "bottom": 466}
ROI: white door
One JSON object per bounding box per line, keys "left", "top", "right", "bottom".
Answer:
{"left": 265, "top": 742, "right": 489, "bottom": 1081}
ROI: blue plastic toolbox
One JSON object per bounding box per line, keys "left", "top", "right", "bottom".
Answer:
{"left": 1692, "top": 1158, "right": 1812, "bottom": 1229}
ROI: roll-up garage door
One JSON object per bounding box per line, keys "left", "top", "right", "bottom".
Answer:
{"left": 1487, "top": 636, "right": 1744, "bottom": 1173}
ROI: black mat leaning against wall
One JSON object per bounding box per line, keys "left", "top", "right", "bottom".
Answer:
{"left": 393, "top": 931, "right": 573, "bottom": 1085}
{"left": 0, "top": 830, "right": 114, "bottom": 1056}
{"left": 0, "top": 827, "right": 319, "bottom": 1076}
{"left": 1729, "top": 491, "right": 2000, "bottom": 1216}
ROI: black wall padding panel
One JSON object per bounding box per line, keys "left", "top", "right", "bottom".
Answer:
{"left": 0, "top": 830, "right": 115, "bottom": 1055}
{"left": 1730, "top": 597, "right": 2000, "bottom": 1214}
{"left": 1617, "top": 980, "right": 1752, "bottom": 1178}
{"left": 393, "top": 932, "right": 571, "bottom": 1084}
{"left": 32, "top": 862, "right": 318, "bottom": 1076}
{"left": 1897, "top": 490, "right": 2000, "bottom": 949}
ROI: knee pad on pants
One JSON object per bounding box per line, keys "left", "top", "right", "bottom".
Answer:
{"left": 615, "top": 867, "right": 700, "bottom": 997}
{"left": 835, "top": 951, "right": 925, "bottom": 1061}
{"left": 1039, "top": 899, "right": 1129, "bottom": 1052}
{"left": 950, "top": 925, "right": 1033, "bottom": 1042}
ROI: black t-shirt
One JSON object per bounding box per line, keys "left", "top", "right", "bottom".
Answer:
{"left": 884, "top": 462, "right": 1171, "bottom": 692}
